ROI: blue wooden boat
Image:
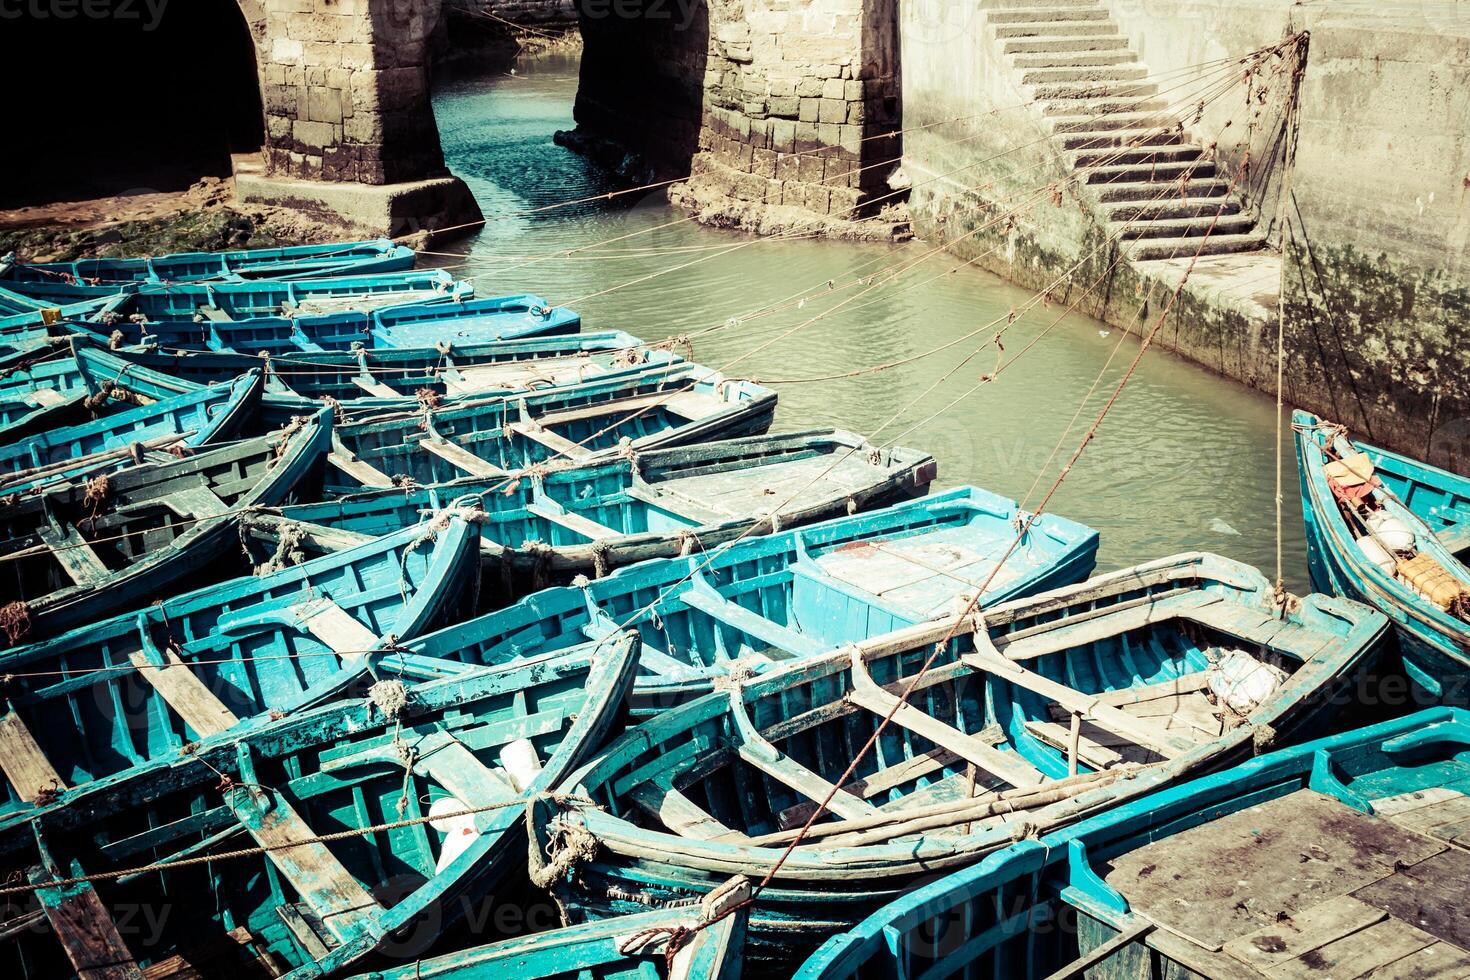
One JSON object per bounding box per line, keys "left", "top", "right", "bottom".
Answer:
{"left": 252, "top": 485, "right": 1089, "bottom": 715}
{"left": 529, "top": 552, "right": 1388, "bottom": 968}
{"left": 329, "top": 364, "right": 779, "bottom": 488}
{"left": 0, "top": 409, "right": 331, "bottom": 645}
{"left": 796, "top": 705, "right": 1470, "bottom": 980}
{"left": 0, "top": 340, "right": 209, "bottom": 438}
{"left": 1295, "top": 410, "right": 1470, "bottom": 705}
{"left": 242, "top": 428, "right": 937, "bottom": 596}
{"left": 0, "top": 512, "right": 482, "bottom": 818}
{"left": 0, "top": 642, "right": 636, "bottom": 979}
{"left": 93, "top": 292, "right": 578, "bottom": 355}
{"left": 103, "top": 330, "right": 644, "bottom": 405}
{"left": 0, "top": 371, "right": 263, "bottom": 497}
{"left": 345, "top": 876, "right": 750, "bottom": 980}
{"left": 0, "top": 287, "right": 114, "bottom": 327}
{"left": 75, "top": 269, "right": 470, "bottom": 326}
{"left": 0, "top": 239, "right": 415, "bottom": 293}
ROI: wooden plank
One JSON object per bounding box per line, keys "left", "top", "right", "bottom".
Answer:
{"left": 1353, "top": 848, "right": 1470, "bottom": 950}
{"left": 327, "top": 436, "right": 393, "bottom": 487}
{"left": 995, "top": 592, "right": 1215, "bottom": 660}
{"left": 679, "top": 581, "right": 828, "bottom": 658}
{"left": 418, "top": 436, "right": 508, "bottom": 477}
{"left": 351, "top": 376, "right": 399, "bottom": 398}
{"left": 166, "top": 487, "right": 229, "bottom": 520}
{"left": 1224, "top": 895, "right": 1387, "bottom": 972}
{"left": 1360, "top": 942, "right": 1470, "bottom": 979}
{"left": 629, "top": 776, "right": 746, "bottom": 841}
{"left": 779, "top": 747, "right": 961, "bottom": 826}
{"left": 1093, "top": 670, "right": 1211, "bottom": 708}
{"left": 1025, "top": 719, "right": 1129, "bottom": 770}
{"left": 506, "top": 420, "right": 593, "bottom": 461}
{"left": 140, "top": 926, "right": 282, "bottom": 980}
{"left": 1437, "top": 524, "right": 1470, "bottom": 559}
{"left": 129, "top": 649, "right": 239, "bottom": 738}
{"left": 529, "top": 391, "right": 670, "bottom": 428}
{"left": 848, "top": 646, "right": 1043, "bottom": 788}
{"left": 661, "top": 390, "right": 728, "bottom": 420}
{"left": 32, "top": 858, "right": 144, "bottom": 980}
{"left": 526, "top": 500, "right": 619, "bottom": 541}
{"left": 1266, "top": 918, "right": 1438, "bottom": 980}
{"left": 1386, "top": 795, "right": 1470, "bottom": 845}
{"left": 962, "top": 651, "right": 1196, "bottom": 759}
{"left": 727, "top": 695, "right": 877, "bottom": 821}
{"left": 1043, "top": 919, "right": 1153, "bottom": 980}
{"left": 227, "top": 786, "right": 379, "bottom": 943}
{"left": 296, "top": 599, "right": 382, "bottom": 656}
{"left": 30, "top": 388, "right": 67, "bottom": 406}
{"left": 36, "top": 522, "right": 110, "bottom": 587}
{"left": 0, "top": 710, "right": 65, "bottom": 801}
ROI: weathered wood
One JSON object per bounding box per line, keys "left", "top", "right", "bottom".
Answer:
{"left": 31, "top": 840, "right": 143, "bottom": 980}
{"left": 1044, "top": 919, "right": 1153, "bottom": 980}
{"left": 351, "top": 376, "right": 399, "bottom": 398}
{"left": 1353, "top": 847, "right": 1470, "bottom": 950}
{"left": 526, "top": 500, "right": 619, "bottom": 541}
{"left": 963, "top": 651, "right": 1196, "bottom": 759}
{"left": 728, "top": 695, "right": 877, "bottom": 821}
{"left": 1266, "top": 917, "right": 1439, "bottom": 980}
{"left": 507, "top": 421, "right": 593, "bottom": 461}
{"left": 295, "top": 598, "right": 382, "bottom": 656}
{"left": 129, "top": 649, "right": 239, "bottom": 738}
{"left": 1025, "top": 719, "right": 1127, "bottom": 771}
{"left": 1094, "top": 670, "right": 1211, "bottom": 708}
{"left": 1359, "top": 941, "right": 1470, "bottom": 979}
{"left": 1223, "top": 895, "right": 1387, "bottom": 972}
{"left": 418, "top": 436, "right": 508, "bottom": 477}
{"left": 165, "top": 486, "right": 230, "bottom": 520}
{"left": 777, "top": 746, "right": 961, "bottom": 827}
{"left": 0, "top": 710, "right": 66, "bottom": 801}
{"left": 327, "top": 435, "right": 393, "bottom": 486}
{"left": 36, "top": 521, "right": 110, "bottom": 587}
{"left": 630, "top": 775, "right": 746, "bottom": 842}
{"left": 680, "top": 580, "right": 828, "bottom": 658}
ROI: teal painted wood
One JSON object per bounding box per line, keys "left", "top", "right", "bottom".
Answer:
{"left": 344, "top": 877, "right": 750, "bottom": 980}
{"left": 0, "top": 512, "right": 482, "bottom": 823}
{"left": 0, "top": 371, "right": 263, "bottom": 497}
{"left": 332, "top": 363, "right": 779, "bottom": 486}
{"left": 531, "top": 552, "right": 1388, "bottom": 969}
{"left": 1295, "top": 411, "right": 1470, "bottom": 705}
{"left": 100, "top": 330, "right": 646, "bottom": 405}
{"left": 1360, "top": 432, "right": 1470, "bottom": 559}
{"left": 0, "top": 289, "right": 118, "bottom": 332}
{"left": 0, "top": 239, "right": 415, "bottom": 294}
{"left": 247, "top": 428, "right": 939, "bottom": 602}
{"left": 72, "top": 270, "right": 470, "bottom": 325}
{"left": 2, "top": 641, "right": 637, "bottom": 979}
{"left": 298, "top": 485, "right": 1092, "bottom": 716}
{"left": 0, "top": 409, "right": 332, "bottom": 645}
{"left": 793, "top": 705, "right": 1470, "bottom": 980}
{"left": 0, "top": 340, "right": 211, "bottom": 439}
{"left": 99, "top": 292, "right": 579, "bottom": 354}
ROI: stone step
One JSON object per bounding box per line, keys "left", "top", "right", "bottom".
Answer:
{"left": 995, "top": 21, "right": 1121, "bottom": 39}
{"left": 1095, "top": 177, "right": 1231, "bottom": 202}
{"left": 987, "top": 0, "right": 1104, "bottom": 8}
{"left": 1040, "top": 95, "right": 1166, "bottom": 117}
{"left": 1115, "top": 213, "right": 1257, "bottom": 240}
{"left": 1012, "top": 50, "right": 1138, "bottom": 69}
{"left": 1004, "top": 36, "right": 1131, "bottom": 54}
{"left": 1056, "top": 127, "right": 1184, "bottom": 151}
{"left": 1071, "top": 144, "right": 1203, "bottom": 166}
{"left": 1080, "top": 159, "right": 1216, "bottom": 183}
{"left": 989, "top": 7, "right": 1112, "bottom": 23}
{"left": 1105, "top": 197, "right": 1242, "bottom": 222}
{"left": 1124, "top": 233, "right": 1267, "bottom": 260}
{"left": 1029, "top": 79, "right": 1159, "bottom": 99}
{"left": 1050, "top": 111, "right": 1176, "bottom": 133}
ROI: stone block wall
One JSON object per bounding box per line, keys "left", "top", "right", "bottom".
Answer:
{"left": 444, "top": 0, "right": 579, "bottom": 28}
{"left": 250, "top": 0, "right": 451, "bottom": 185}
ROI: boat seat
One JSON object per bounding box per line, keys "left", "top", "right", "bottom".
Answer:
{"left": 165, "top": 486, "right": 231, "bottom": 520}
{"left": 0, "top": 709, "right": 66, "bottom": 802}
{"left": 327, "top": 434, "right": 394, "bottom": 487}
{"left": 197, "top": 306, "right": 231, "bottom": 322}
{"left": 629, "top": 771, "right": 747, "bottom": 841}
{"left": 418, "top": 435, "right": 508, "bottom": 478}
{"left": 964, "top": 649, "right": 1197, "bottom": 760}
{"left": 1437, "top": 523, "right": 1470, "bottom": 559}
{"left": 526, "top": 500, "right": 620, "bottom": 541}
{"left": 351, "top": 375, "right": 400, "bottom": 399}
{"left": 36, "top": 520, "right": 110, "bottom": 587}
{"left": 29, "top": 388, "right": 67, "bottom": 407}
{"left": 215, "top": 595, "right": 381, "bottom": 659}
{"left": 30, "top": 835, "right": 144, "bottom": 980}
{"left": 677, "top": 578, "right": 828, "bottom": 659}
{"left": 507, "top": 420, "right": 594, "bottom": 461}
{"left": 848, "top": 647, "right": 1046, "bottom": 788}
{"left": 661, "top": 390, "right": 729, "bottom": 420}
{"left": 728, "top": 693, "right": 878, "bottom": 821}
{"left": 622, "top": 481, "right": 732, "bottom": 524}
{"left": 580, "top": 618, "right": 700, "bottom": 681}
{"left": 780, "top": 747, "right": 964, "bottom": 827}
{"left": 131, "top": 614, "right": 239, "bottom": 738}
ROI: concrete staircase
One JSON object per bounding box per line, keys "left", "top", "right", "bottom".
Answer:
{"left": 986, "top": 0, "right": 1266, "bottom": 261}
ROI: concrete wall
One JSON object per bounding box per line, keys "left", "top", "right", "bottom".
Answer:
{"left": 902, "top": 0, "right": 1470, "bottom": 470}
{"left": 250, "top": 0, "right": 451, "bottom": 185}
{"left": 573, "top": 0, "right": 903, "bottom": 229}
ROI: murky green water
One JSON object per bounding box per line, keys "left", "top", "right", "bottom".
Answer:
{"left": 430, "top": 54, "right": 1309, "bottom": 590}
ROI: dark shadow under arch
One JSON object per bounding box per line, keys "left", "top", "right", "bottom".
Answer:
{"left": 0, "top": 0, "right": 265, "bottom": 209}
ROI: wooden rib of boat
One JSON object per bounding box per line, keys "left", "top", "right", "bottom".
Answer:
{"left": 103, "top": 330, "right": 647, "bottom": 404}
{"left": 0, "top": 642, "right": 637, "bottom": 979}
{"left": 251, "top": 484, "right": 1093, "bottom": 717}
{"left": 78, "top": 270, "right": 470, "bottom": 325}
{"left": 330, "top": 364, "right": 779, "bottom": 488}
{"left": 0, "top": 340, "right": 210, "bottom": 438}
{"left": 795, "top": 705, "right": 1470, "bottom": 980}
{"left": 100, "top": 292, "right": 580, "bottom": 354}
{"left": 1295, "top": 410, "right": 1470, "bottom": 705}
{"left": 529, "top": 552, "right": 1388, "bottom": 968}
{"left": 0, "top": 370, "right": 263, "bottom": 498}
{"left": 0, "top": 512, "right": 482, "bottom": 820}
{"left": 243, "top": 428, "right": 941, "bottom": 601}
{"left": 345, "top": 876, "right": 750, "bottom": 980}
{"left": 0, "top": 239, "right": 415, "bottom": 293}
{"left": 0, "top": 408, "right": 332, "bottom": 645}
